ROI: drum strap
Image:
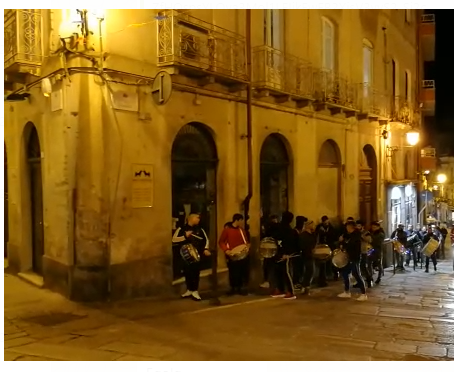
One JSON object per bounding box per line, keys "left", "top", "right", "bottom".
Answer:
{"left": 239, "top": 228, "right": 247, "bottom": 245}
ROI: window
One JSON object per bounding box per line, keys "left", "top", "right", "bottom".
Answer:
{"left": 264, "top": 9, "right": 283, "bottom": 50}
{"left": 363, "top": 40, "right": 373, "bottom": 97}
{"left": 405, "top": 70, "right": 411, "bottom": 102}
{"left": 405, "top": 9, "right": 411, "bottom": 23}
{"left": 322, "top": 17, "right": 335, "bottom": 71}
{"left": 392, "top": 59, "right": 399, "bottom": 97}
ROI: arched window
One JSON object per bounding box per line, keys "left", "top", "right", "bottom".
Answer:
{"left": 321, "top": 17, "right": 336, "bottom": 72}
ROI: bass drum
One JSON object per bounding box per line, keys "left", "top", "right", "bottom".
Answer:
{"left": 259, "top": 237, "right": 278, "bottom": 259}
{"left": 421, "top": 238, "right": 439, "bottom": 257}
{"left": 332, "top": 249, "right": 349, "bottom": 269}
{"left": 312, "top": 244, "right": 332, "bottom": 261}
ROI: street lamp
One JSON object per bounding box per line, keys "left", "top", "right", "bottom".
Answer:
{"left": 437, "top": 173, "right": 447, "bottom": 184}
{"left": 406, "top": 130, "right": 420, "bottom": 146}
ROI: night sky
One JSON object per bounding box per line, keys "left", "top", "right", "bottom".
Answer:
{"left": 427, "top": 9, "right": 454, "bottom": 155}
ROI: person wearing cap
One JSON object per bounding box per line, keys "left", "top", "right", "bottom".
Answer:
{"left": 391, "top": 223, "right": 408, "bottom": 271}
{"left": 338, "top": 221, "right": 368, "bottom": 301}
{"left": 370, "top": 221, "right": 385, "bottom": 284}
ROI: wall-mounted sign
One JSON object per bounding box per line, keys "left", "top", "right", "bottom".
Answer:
{"left": 131, "top": 163, "right": 154, "bottom": 208}
{"left": 111, "top": 90, "right": 139, "bottom": 112}
{"left": 51, "top": 89, "right": 63, "bottom": 112}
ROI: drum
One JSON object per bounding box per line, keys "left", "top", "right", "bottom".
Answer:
{"left": 392, "top": 240, "right": 406, "bottom": 255}
{"left": 366, "top": 247, "right": 375, "bottom": 257}
{"left": 421, "top": 238, "right": 439, "bottom": 257}
{"left": 332, "top": 249, "right": 349, "bottom": 268}
{"left": 312, "top": 244, "right": 332, "bottom": 261}
{"left": 180, "top": 244, "right": 200, "bottom": 264}
{"left": 230, "top": 244, "right": 249, "bottom": 261}
{"left": 259, "top": 237, "right": 278, "bottom": 259}
{"left": 361, "top": 241, "right": 372, "bottom": 255}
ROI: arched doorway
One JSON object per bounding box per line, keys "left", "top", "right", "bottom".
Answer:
{"left": 171, "top": 123, "right": 218, "bottom": 280}
{"left": 317, "top": 140, "right": 341, "bottom": 220}
{"left": 260, "top": 134, "right": 290, "bottom": 221}
{"left": 26, "top": 125, "right": 44, "bottom": 275}
{"left": 4, "top": 144, "right": 8, "bottom": 258}
{"left": 359, "top": 144, "right": 378, "bottom": 227}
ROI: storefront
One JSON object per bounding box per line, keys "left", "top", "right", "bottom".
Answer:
{"left": 387, "top": 182, "right": 417, "bottom": 235}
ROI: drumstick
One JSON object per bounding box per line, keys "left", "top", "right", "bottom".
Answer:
{"left": 191, "top": 234, "right": 203, "bottom": 240}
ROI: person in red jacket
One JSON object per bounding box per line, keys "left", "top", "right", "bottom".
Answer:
{"left": 219, "top": 214, "right": 250, "bottom": 296}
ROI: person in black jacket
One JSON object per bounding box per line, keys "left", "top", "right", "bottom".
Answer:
{"left": 172, "top": 213, "right": 211, "bottom": 301}
{"left": 315, "top": 216, "right": 338, "bottom": 284}
{"left": 391, "top": 224, "right": 408, "bottom": 271}
{"left": 260, "top": 215, "right": 280, "bottom": 288}
{"left": 338, "top": 221, "right": 367, "bottom": 301}
{"left": 370, "top": 221, "right": 385, "bottom": 284}
{"left": 298, "top": 219, "right": 317, "bottom": 295}
{"left": 292, "top": 215, "right": 308, "bottom": 291}
{"left": 422, "top": 227, "right": 439, "bottom": 272}
{"left": 270, "top": 211, "right": 299, "bottom": 300}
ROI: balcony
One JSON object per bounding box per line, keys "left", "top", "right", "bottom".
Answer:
{"left": 312, "top": 69, "right": 358, "bottom": 115}
{"left": 4, "top": 10, "right": 43, "bottom": 77}
{"left": 252, "top": 45, "right": 313, "bottom": 106}
{"left": 390, "top": 96, "right": 415, "bottom": 125}
{"left": 420, "top": 80, "right": 435, "bottom": 115}
{"left": 420, "top": 14, "right": 435, "bottom": 62}
{"left": 156, "top": 10, "right": 247, "bottom": 85}
{"left": 358, "top": 83, "right": 390, "bottom": 120}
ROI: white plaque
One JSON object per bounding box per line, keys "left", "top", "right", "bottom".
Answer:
{"left": 51, "top": 89, "right": 63, "bottom": 112}
{"left": 111, "top": 90, "right": 139, "bottom": 112}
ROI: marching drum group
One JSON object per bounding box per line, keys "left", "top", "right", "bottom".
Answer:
{"left": 172, "top": 212, "right": 451, "bottom": 302}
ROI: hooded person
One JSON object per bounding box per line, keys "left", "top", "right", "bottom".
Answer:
{"left": 370, "top": 221, "right": 385, "bottom": 284}
{"left": 391, "top": 223, "right": 408, "bottom": 270}
{"left": 270, "top": 211, "right": 299, "bottom": 300}
{"left": 298, "top": 219, "right": 317, "bottom": 295}
{"left": 292, "top": 216, "right": 308, "bottom": 290}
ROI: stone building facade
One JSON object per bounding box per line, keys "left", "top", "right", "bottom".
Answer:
{"left": 4, "top": 9, "right": 422, "bottom": 300}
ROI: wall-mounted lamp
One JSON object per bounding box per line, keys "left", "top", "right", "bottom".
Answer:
{"left": 381, "top": 130, "right": 389, "bottom": 140}
{"left": 41, "top": 78, "right": 52, "bottom": 97}
{"left": 437, "top": 173, "right": 447, "bottom": 184}
{"left": 406, "top": 130, "right": 420, "bottom": 146}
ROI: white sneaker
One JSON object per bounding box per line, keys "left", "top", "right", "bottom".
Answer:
{"left": 191, "top": 291, "right": 202, "bottom": 301}
{"left": 357, "top": 294, "right": 368, "bottom": 302}
{"left": 337, "top": 292, "right": 352, "bottom": 298}
{"left": 260, "top": 281, "right": 270, "bottom": 288}
{"left": 181, "top": 290, "right": 193, "bottom": 298}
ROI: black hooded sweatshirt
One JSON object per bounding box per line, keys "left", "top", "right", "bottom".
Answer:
{"left": 271, "top": 213, "right": 299, "bottom": 259}
{"left": 343, "top": 229, "right": 362, "bottom": 262}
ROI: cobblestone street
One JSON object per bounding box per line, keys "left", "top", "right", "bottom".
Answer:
{"left": 4, "top": 250, "right": 454, "bottom": 361}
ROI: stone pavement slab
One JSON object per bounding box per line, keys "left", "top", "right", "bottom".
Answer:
{"left": 4, "top": 253, "right": 454, "bottom": 361}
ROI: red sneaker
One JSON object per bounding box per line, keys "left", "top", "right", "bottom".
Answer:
{"left": 271, "top": 290, "right": 285, "bottom": 298}
{"left": 283, "top": 292, "right": 296, "bottom": 300}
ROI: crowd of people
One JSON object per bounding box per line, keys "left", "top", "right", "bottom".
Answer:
{"left": 172, "top": 212, "right": 452, "bottom": 302}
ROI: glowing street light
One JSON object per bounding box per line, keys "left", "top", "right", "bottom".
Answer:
{"left": 437, "top": 173, "right": 447, "bottom": 183}
{"left": 406, "top": 130, "right": 420, "bottom": 146}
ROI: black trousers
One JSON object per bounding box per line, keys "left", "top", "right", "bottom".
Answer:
{"left": 301, "top": 258, "right": 314, "bottom": 288}
{"left": 372, "top": 249, "right": 383, "bottom": 280}
{"left": 405, "top": 245, "right": 418, "bottom": 266}
{"left": 184, "top": 262, "right": 201, "bottom": 291}
{"left": 425, "top": 252, "right": 437, "bottom": 269}
{"left": 316, "top": 260, "right": 328, "bottom": 285}
{"left": 360, "top": 253, "right": 373, "bottom": 282}
{"left": 227, "top": 256, "right": 250, "bottom": 289}
{"left": 274, "top": 259, "right": 294, "bottom": 294}
{"left": 263, "top": 257, "right": 274, "bottom": 282}
{"left": 292, "top": 255, "right": 304, "bottom": 285}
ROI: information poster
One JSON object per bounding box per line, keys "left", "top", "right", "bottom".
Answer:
{"left": 131, "top": 164, "right": 154, "bottom": 208}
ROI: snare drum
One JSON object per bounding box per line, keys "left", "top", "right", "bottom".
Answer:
{"left": 392, "top": 240, "right": 406, "bottom": 255}
{"left": 332, "top": 249, "right": 349, "bottom": 269}
{"left": 312, "top": 244, "right": 332, "bottom": 261}
{"left": 421, "top": 238, "right": 439, "bottom": 257}
{"left": 259, "top": 237, "right": 278, "bottom": 259}
{"left": 230, "top": 244, "right": 249, "bottom": 261}
{"left": 180, "top": 244, "right": 201, "bottom": 264}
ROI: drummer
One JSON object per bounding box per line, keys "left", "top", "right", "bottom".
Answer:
{"left": 219, "top": 213, "right": 250, "bottom": 296}
{"left": 370, "top": 221, "right": 385, "bottom": 284}
{"left": 422, "top": 227, "right": 439, "bottom": 273}
{"left": 298, "top": 219, "right": 317, "bottom": 295}
{"left": 172, "top": 213, "right": 211, "bottom": 301}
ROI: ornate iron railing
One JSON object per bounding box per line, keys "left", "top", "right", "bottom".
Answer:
{"left": 391, "top": 96, "right": 415, "bottom": 124}
{"left": 252, "top": 45, "right": 313, "bottom": 98}
{"left": 358, "top": 83, "right": 390, "bottom": 117}
{"left": 313, "top": 69, "right": 358, "bottom": 109}
{"left": 156, "top": 10, "right": 247, "bottom": 81}
{"left": 4, "top": 9, "right": 43, "bottom": 71}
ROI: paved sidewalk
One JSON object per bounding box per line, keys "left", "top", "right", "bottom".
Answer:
{"left": 4, "top": 253, "right": 454, "bottom": 361}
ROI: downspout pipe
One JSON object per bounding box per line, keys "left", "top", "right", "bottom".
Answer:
{"left": 243, "top": 9, "right": 253, "bottom": 230}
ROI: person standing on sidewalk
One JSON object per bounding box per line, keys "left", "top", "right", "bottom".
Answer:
{"left": 391, "top": 224, "right": 407, "bottom": 271}
{"left": 357, "top": 220, "right": 374, "bottom": 288}
{"left": 260, "top": 215, "right": 279, "bottom": 289}
{"left": 338, "top": 221, "right": 367, "bottom": 301}
{"left": 219, "top": 214, "right": 250, "bottom": 296}
{"left": 270, "top": 211, "right": 299, "bottom": 300}
{"left": 370, "top": 221, "right": 385, "bottom": 284}
{"left": 316, "top": 216, "right": 339, "bottom": 283}
{"left": 298, "top": 219, "right": 317, "bottom": 295}
{"left": 292, "top": 216, "right": 308, "bottom": 291}
{"left": 422, "top": 227, "right": 439, "bottom": 273}
{"left": 172, "top": 213, "right": 211, "bottom": 301}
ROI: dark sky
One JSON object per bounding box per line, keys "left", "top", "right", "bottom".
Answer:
{"left": 425, "top": 9, "right": 454, "bottom": 155}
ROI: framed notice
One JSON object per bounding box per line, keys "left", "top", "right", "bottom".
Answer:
{"left": 131, "top": 164, "right": 154, "bottom": 208}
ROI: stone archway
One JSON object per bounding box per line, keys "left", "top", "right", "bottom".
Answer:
{"left": 317, "top": 139, "right": 342, "bottom": 220}
{"left": 260, "top": 133, "right": 291, "bottom": 221}
{"left": 171, "top": 122, "right": 218, "bottom": 280}
{"left": 359, "top": 144, "right": 378, "bottom": 228}
{"left": 25, "top": 124, "right": 44, "bottom": 275}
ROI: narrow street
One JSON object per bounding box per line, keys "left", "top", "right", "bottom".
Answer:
{"left": 4, "top": 250, "right": 454, "bottom": 361}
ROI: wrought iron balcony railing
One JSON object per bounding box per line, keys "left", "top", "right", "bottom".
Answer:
{"left": 358, "top": 83, "right": 390, "bottom": 118}
{"left": 4, "top": 9, "right": 43, "bottom": 73}
{"left": 252, "top": 45, "right": 313, "bottom": 98}
{"left": 313, "top": 69, "right": 358, "bottom": 110}
{"left": 156, "top": 10, "right": 247, "bottom": 81}
{"left": 391, "top": 96, "right": 415, "bottom": 124}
